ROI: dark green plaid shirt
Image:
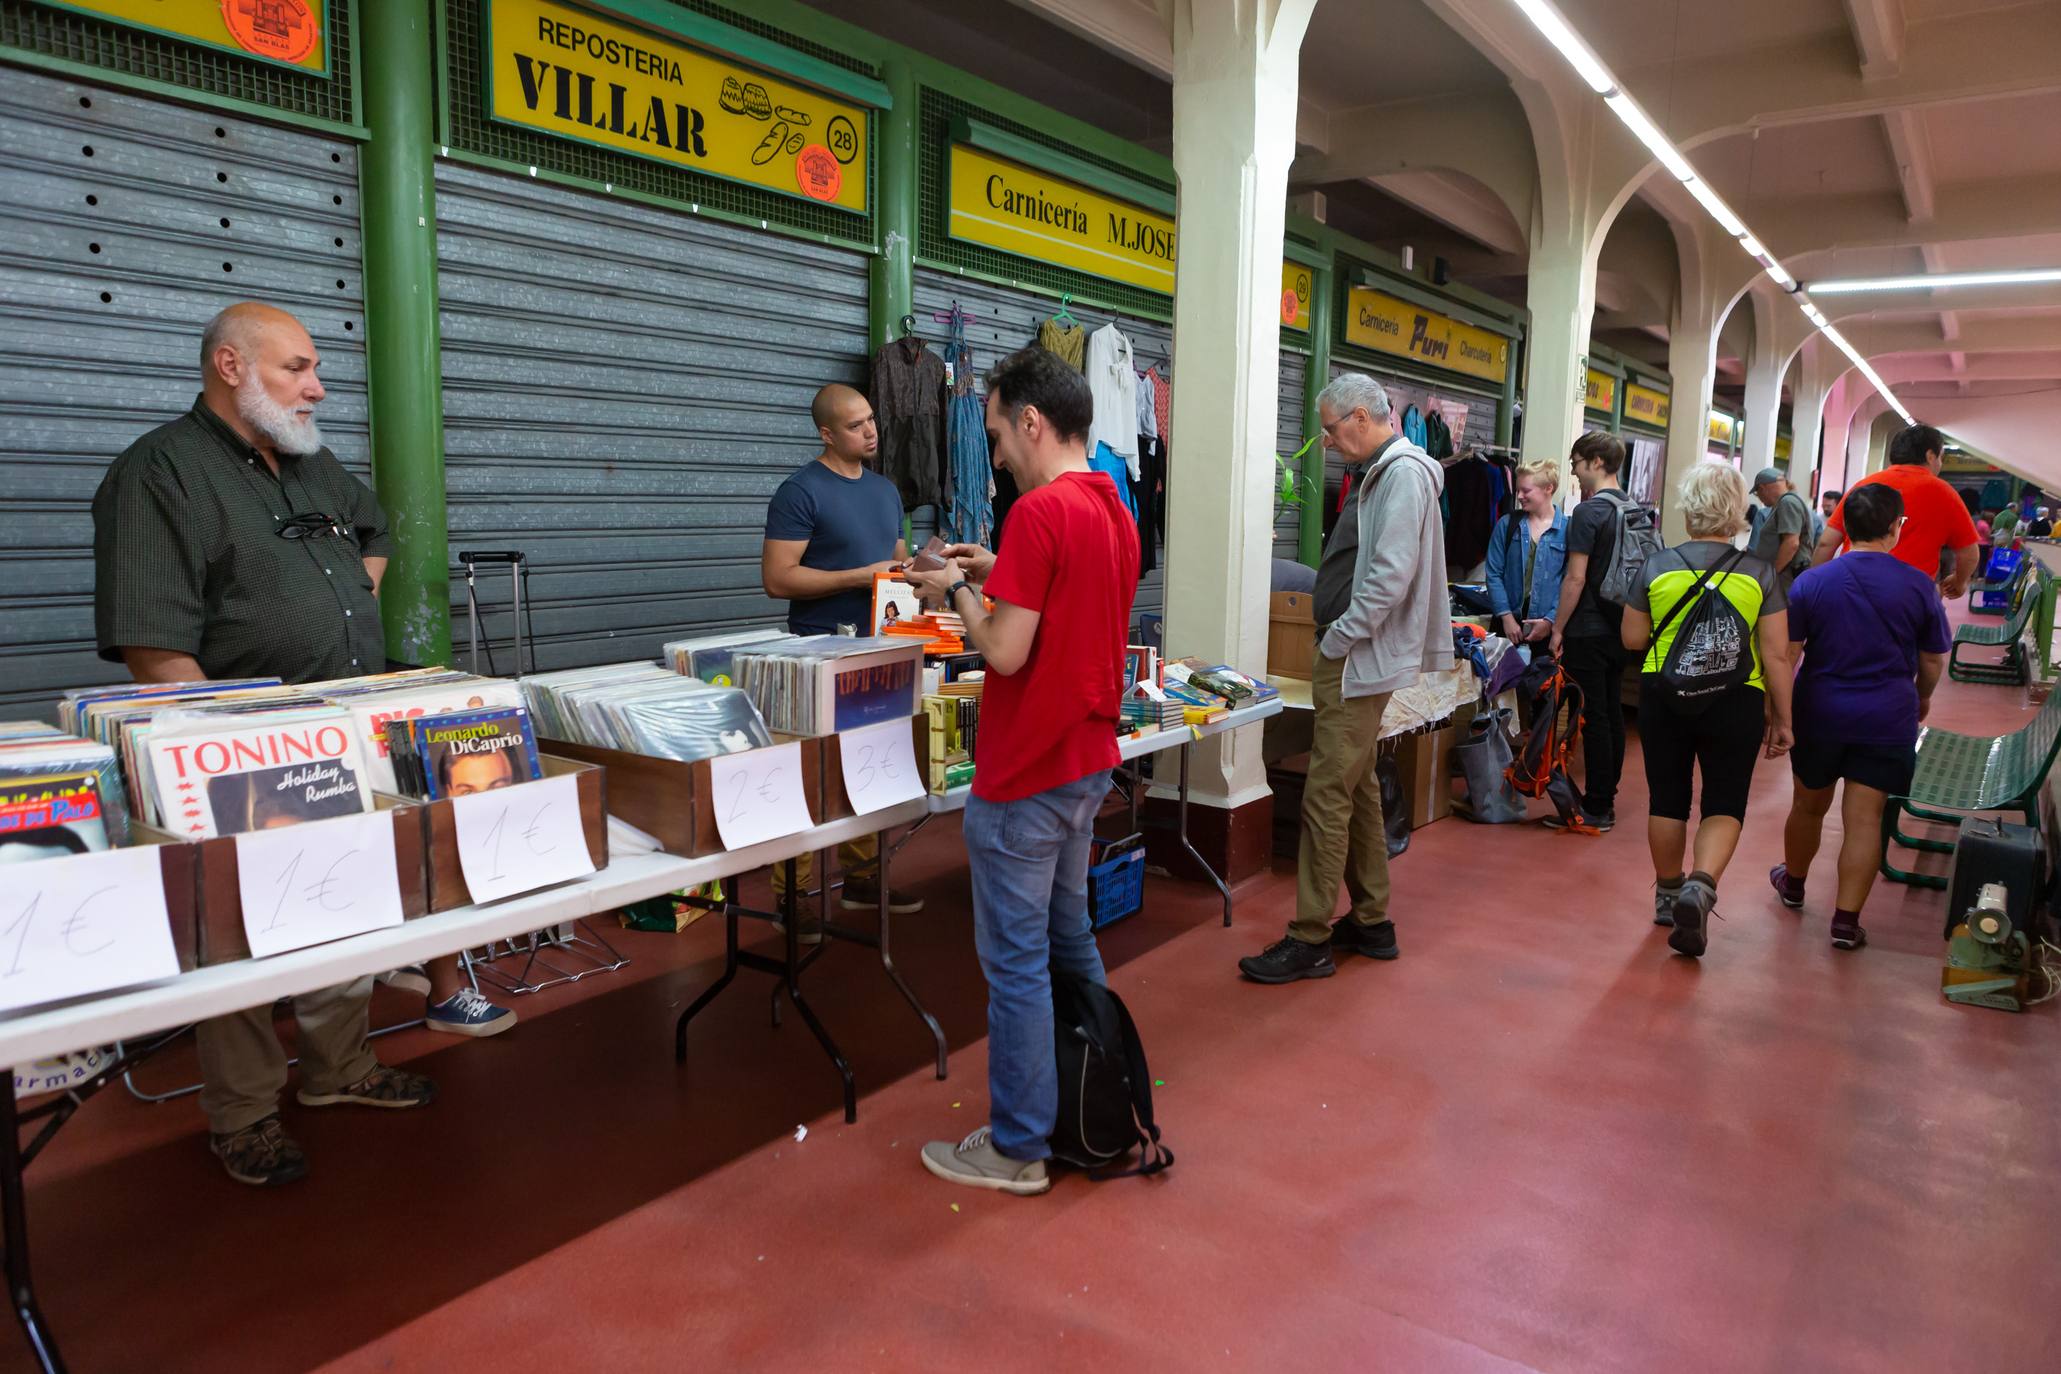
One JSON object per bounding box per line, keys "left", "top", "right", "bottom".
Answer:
{"left": 93, "top": 398, "right": 392, "bottom": 685}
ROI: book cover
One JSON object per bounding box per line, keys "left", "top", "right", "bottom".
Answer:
{"left": 340, "top": 678, "right": 524, "bottom": 794}
{"left": 412, "top": 707, "right": 543, "bottom": 799}
{"left": 872, "top": 572, "right": 921, "bottom": 635}
{"left": 146, "top": 711, "right": 372, "bottom": 838}
{"left": 0, "top": 772, "right": 110, "bottom": 861}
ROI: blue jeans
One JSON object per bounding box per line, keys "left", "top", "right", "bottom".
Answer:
{"left": 962, "top": 769, "right": 1112, "bottom": 1161}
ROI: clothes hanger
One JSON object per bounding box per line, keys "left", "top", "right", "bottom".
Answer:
{"left": 898, "top": 312, "right": 917, "bottom": 339}
{"left": 1053, "top": 293, "right": 1077, "bottom": 328}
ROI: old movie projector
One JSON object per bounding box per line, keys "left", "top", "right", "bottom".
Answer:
{"left": 1941, "top": 820, "right": 2057, "bottom": 1012}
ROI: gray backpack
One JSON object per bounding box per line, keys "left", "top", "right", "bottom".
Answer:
{"left": 1594, "top": 490, "right": 1661, "bottom": 608}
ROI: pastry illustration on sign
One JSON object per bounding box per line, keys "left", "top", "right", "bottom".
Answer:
{"left": 223, "top": 0, "right": 318, "bottom": 64}
{"left": 774, "top": 105, "right": 812, "bottom": 125}
{"left": 720, "top": 75, "right": 746, "bottom": 114}
{"left": 752, "top": 121, "right": 789, "bottom": 165}
{"left": 740, "top": 81, "right": 773, "bottom": 119}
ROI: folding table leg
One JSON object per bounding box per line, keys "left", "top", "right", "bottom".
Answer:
{"left": 674, "top": 901, "right": 741, "bottom": 1062}
{"left": 876, "top": 830, "right": 948, "bottom": 1080}
{"left": 1178, "top": 740, "right": 1236, "bottom": 927}
{"left": 2, "top": 1083, "right": 64, "bottom": 1374}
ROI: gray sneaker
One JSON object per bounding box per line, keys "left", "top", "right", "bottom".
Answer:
{"left": 1654, "top": 881, "right": 1681, "bottom": 927}
{"left": 1668, "top": 875, "right": 1717, "bottom": 957}
{"left": 920, "top": 1127, "right": 1051, "bottom": 1195}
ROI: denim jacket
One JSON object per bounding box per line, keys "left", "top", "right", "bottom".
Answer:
{"left": 1484, "top": 507, "right": 1568, "bottom": 624}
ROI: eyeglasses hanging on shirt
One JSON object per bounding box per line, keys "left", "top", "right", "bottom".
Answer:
{"left": 275, "top": 511, "right": 347, "bottom": 542}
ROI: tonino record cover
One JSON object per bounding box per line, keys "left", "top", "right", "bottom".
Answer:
{"left": 0, "top": 771, "right": 111, "bottom": 862}
{"left": 146, "top": 711, "right": 373, "bottom": 838}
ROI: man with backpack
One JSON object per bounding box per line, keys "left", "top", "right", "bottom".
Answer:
{"left": 1238, "top": 373, "right": 1448, "bottom": 985}
{"left": 1547, "top": 432, "right": 1656, "bottom": 833}
{"left": 1749, "top": 468, "right": 1814, "bottom": 590}
{"left": 902, "top": 347, "right": 1139, "bottom": 1195}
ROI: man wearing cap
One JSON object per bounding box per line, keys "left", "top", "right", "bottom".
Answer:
{"left": 1750, "top": 468, "right": 1814, "bottom": 590}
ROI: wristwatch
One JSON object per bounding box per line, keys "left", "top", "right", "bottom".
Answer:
{"left": 947, "top": 579, "right": 972, "bottom": 605}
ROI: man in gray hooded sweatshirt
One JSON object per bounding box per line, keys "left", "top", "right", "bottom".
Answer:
{"left": 1241, "top": 373, "right": 1449, "bottom": 983}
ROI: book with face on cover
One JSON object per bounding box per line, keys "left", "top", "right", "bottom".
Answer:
{"left": 0, "top": 771, "right": 110, "bottom": 863}
{"left": 144, "top": 706, "right": 372, "bottom": 838}
{"left": 322, "top": 675, "right": 525, "bottom": 795}
{"left": 397, "top": 706, "right": 544, "bottom": 800}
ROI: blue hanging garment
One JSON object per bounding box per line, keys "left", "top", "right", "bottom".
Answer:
{"left": 944, "top": 306, "right": 993, "bottom": 546}
{"left": 1090, "top": 442, "right": 1139, "bottom": 520}
{"left": 1401, "top": 404, "right": 1428, "bottom": 449}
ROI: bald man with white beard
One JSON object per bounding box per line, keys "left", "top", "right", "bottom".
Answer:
{"left": 92, "top": 301, "right": 437, "bottom": 1186}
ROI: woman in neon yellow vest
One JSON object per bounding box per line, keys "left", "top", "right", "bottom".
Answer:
{"left": 1620, "top": 462, "right": 1795, "bottom": 958}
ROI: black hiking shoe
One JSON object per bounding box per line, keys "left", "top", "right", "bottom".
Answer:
{"left": 1238, "top": 936, "right": 1335, "bottom": 984}
{"left": 1330, "top": 918, "right": 1399, "bottom": 959}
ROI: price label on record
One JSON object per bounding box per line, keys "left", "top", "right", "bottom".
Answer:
{"left": 0, "top": 846, "right": 181, "bottom": 1014}
{"left": 234, "top": 810, "right": 405, "bottom": 958}
{"left": 708, "top": 742, "right": 815, "bottom": 850}
{"left": 451, "top": 775, "right": 595, "bottom": 904}
{"left": 839, "top": 718, "right": 923, "bottom": 815}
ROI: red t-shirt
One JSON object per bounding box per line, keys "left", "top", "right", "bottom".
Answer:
{"left": 1827, "top": 464, "right": 1979, "bottom": 576}
{"left": 972, "top": 470, "right": 1140, "bottom": 803}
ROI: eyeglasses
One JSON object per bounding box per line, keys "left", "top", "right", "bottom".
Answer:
{"left": 1319, "top": 409, "right": 1364, "bottom": 438}
{"left": 275, "top": 511, "right": 344, "bottom": 541}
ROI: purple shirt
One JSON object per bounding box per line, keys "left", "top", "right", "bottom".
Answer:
{"left": 1788, "top": 552, "right": 1952, "bottom": 746}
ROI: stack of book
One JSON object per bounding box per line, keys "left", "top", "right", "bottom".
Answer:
{"left": 520, "top": 663, "right": 772, "bottom": 762}
{"left": 385, "top": 705, "right": 544, "bottom": 799}
{"left": 1165, "top": 658, "right": 1279, "bottom": 707}
{"left": 920, "top": 687, "right": 981, "bottom": 794}
{"left": 1121, "top": 682, "right": 1182, "bottom": 736}
{"left": 662, "top": 629, "right": 794, "bottom": 686}
{"left": 730, "top": 636, "right": 925, "bottom": 735}
{"left": 1160, "top": 678, "right": 1230, "bottom": 726}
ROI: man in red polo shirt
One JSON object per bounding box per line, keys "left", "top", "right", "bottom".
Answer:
{"left": 903, "top": 346, "right": 1139, "bottom": 1196}
{"left": 1810, "top": 424, "right": 1979, "bottom": 597}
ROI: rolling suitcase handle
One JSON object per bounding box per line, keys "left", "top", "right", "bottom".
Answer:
{"left": 456, "top": 550, "right": 535, "bottom": 678}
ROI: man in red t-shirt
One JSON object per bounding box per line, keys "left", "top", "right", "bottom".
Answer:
{"left": 903, "top": 346, "right": 1138, "bottom": 1196}
{"left": 1810, "top": 424, "right": 1979, "bottom": 596}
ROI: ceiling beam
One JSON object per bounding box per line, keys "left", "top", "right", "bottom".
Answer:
{"left": 1369, "top": 170, "right": 1526, "bottom": 256}
{"left": 1840, "top": 0, "right": 1905, "bottom": 81}
{"left": 1882, "top": 109, "right": 1936, "bottom": 224}
{"left": 1836, "top": 315, "right": 2061, "bottom": 357}
{"left": 1747, "top": 175, "right": 2061, "bottom": 259}
{"left": 1624, "top": 6, "right": 2061, "bottom": 145}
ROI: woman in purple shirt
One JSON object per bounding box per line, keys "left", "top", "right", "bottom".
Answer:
{"left": 1771, "top": 484, "right": 1951, "bottom": 949}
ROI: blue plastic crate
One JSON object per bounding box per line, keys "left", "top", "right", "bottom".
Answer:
{"left": 1088, "top": 837, "right": 1146, "bottom": 928}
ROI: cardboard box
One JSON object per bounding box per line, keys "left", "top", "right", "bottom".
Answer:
{"left": 537, "top": 739, "right": 814, "bottom": 864}
{"left": 1392, "top": 718, "right": 1466, "bottom": 830}
{"left": 1269, "top": 591, "right": 1316, "bottom": 680}
{"left": 133, "top": 803, "right": 429, "bottom": 967}
{"left": 411, "top": 755, "right": 610, "bottom": 912}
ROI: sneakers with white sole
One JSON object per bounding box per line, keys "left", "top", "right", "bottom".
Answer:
{"left": 425, "top": 988, "right": 517, "bottom": 1038}
{"left": 920, "top": 1126, "right": 1051, "bottom": 1195}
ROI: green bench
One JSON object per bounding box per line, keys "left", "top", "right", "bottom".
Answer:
{"left": 1881, "top": 685, "right": 2061, "bottom": 889}
{"left": 1947, "top": 567, "right": 2044, "bottom": 684}
{"left": 1969, "top": 554, "right": 2032, "bottom": 616}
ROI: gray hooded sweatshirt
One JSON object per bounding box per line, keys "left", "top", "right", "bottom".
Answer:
{"left": 1315, "top": 436, "right": 1450, "bottom": 698}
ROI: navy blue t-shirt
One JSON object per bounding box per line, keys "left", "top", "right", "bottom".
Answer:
{"left": 764, "top": 459, "right": 904, "bottom": 634}
{"left": 1789, "top": 551, "right": 1952, "bottom": 747}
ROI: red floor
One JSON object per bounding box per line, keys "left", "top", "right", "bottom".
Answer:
{"left": 15, "top": 619, "right": 2059, "bottom": 1374}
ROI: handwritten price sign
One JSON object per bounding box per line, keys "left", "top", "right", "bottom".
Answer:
{"left": 708, "top": 741, "right": 814, "bottom": 850}
{"left": 838, "top": 718, "right": 922, "bottom": 815}
{"left": 234, "top": 811, "right": 405, "bottom": 958}
{"left": 451, "top": 774, "right": 595, "bottom": 904}
{"left": 0, "top": 846, "right": 181, "bottom": 1014}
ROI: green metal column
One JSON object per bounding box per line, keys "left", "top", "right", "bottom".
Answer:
{"left": 868, "top": 58, "right": 918, "bottom": 351}
{"left": 359, "top": 10, "right": 451, "bottom": 668}
{"left": 1297, "top": 263, "right": 1332, "bottom": 567}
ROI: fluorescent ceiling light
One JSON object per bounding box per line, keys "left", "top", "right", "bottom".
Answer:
{"left": 1765, "top": 262, "right": 1796, "bottom": 288}
{"left": 1510, "top": 0, "right": 1616, "bottom": 93}
{"left": 1681, "top": 178, "right": 1748, "bottom": 238}
{"left": 1603, "top": 93, "right": 1692, "bottom": 181}
{"left": 1739, "top": 235, "right": 1766, "bottom": 259}
{"left": 1805, "top": 267, "right": 2061, "bottom": 294}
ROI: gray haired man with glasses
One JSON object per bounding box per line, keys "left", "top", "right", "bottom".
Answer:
{"left": 1239, "top": 373, "right": 1449, "bottom": 984}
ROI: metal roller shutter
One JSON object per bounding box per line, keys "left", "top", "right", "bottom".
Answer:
{"left": 1275, "top": 348, "right": 1308, "bottom": 563}
{"left": 911, "top": 268, "right": 1171, "bottom": 617}
{"left": 435, "top": 163, "right": 870, "bottom": 671}
{"left": 0, "top": 68, "right": 367, "bottom": 720}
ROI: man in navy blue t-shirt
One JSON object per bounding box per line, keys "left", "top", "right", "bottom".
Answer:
{"left": 1770, "top": 484, "right": 1951, "bottom": 950}
{"left": 760, "top": 382, "right": 920, "bottom": 914}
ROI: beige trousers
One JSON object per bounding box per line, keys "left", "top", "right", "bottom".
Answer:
{"left": 195, "top": 976, "right": 379, "bottom": 1135}
{"left": 1292, "top": 653, "right": 1394, "bottom": 944}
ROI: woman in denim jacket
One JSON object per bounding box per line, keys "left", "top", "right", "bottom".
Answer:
{"left": 1485, "top": 457, "right": 1568, "bottom": 652}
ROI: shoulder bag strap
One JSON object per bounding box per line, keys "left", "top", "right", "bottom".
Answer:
{"left": 1650, "top": 547, "right": 1741, "bottom": 643}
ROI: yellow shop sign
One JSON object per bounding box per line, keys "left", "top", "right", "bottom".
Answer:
{"left": 1708, "top": 412, "right": 1737, "bottom": 446}
{"left": 1585, "top": 368, "right": 1617, "bottom": 413}
{"left": 1344, "top": 288, "right": 1509, "bottom": 384}
{"left": 38, "top": 0, "right": 327, "bottom": 72}
{"left": 1623, "top": 383, "right": 1671, "bottom": 428}
{"left": 1281, "top": 261, "right": 1312, "bottom": 331}
{"left": 486, "top": 0, "right": 869, "bottom": 211}
{"left": 948, "top": 144, "right": 1175, "bottom": 294}
{"left": 1774, "top": 433, "right": 1792, "bottom": 462}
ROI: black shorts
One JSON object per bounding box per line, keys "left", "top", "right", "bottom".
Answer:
{"left": 1789, "top": 736, "right": 1918, "bottom": 796}
{"left": 1640, "top": 683, "right": 1765, "bottom": 822}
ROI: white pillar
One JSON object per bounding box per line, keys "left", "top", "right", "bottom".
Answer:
{"left": 1787, "top": 336, "right": 1837, "bottom": 499}
{"left": 1161, "top": 0, "right": 1316, "bottom": 808}
{"left": 1739, "top": 324, "right": 1782, "bottom": 477}
{"left": 1658, "top": 292, "right": 1722, "bottom": 544}
{"left": 1521, "top": 228, "right": 1603, "bottom": 481}
{"left": 1820, "top": 375, "right": 1867, "bottom": 497}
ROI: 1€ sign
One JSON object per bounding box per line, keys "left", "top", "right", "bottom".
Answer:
{"left": 0, "top": 846, "right": 181, "bottom": 1015}
{"left": 233, "top": 810, "right": 405, "bottom": 959}
{"left": 452, "top": 774, "right": 596, "bottom": 904}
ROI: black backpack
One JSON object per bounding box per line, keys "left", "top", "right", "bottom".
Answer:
{"left": 1650, "top": 547, "right": 1755, "bottom": 712}
{"left": 1051, "top": 971, "right": 1174, "bottom": 1178}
